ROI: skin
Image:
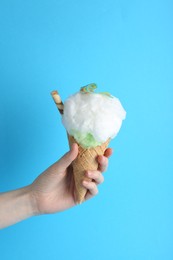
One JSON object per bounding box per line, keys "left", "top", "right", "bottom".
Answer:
{"left": 0, "top": 143, "right": 113, "bottom": 229}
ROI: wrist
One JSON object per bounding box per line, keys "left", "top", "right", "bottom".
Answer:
{"left": 25, "top": 185, "right": 40, "bottom": 216}
{"left": 15, "top": 186, "right": 39, "bottom": 218}
{"left": 0, "top": 186, "right": 39, "bottom": 229}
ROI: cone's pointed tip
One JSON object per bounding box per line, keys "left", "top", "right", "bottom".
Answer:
{"left": 76, "top": 198, "right": 85, "bottom": 204}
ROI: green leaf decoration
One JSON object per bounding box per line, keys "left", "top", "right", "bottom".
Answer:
{"left": 80, "top": 83, "right": 112, "bottom": 98}
{"left": 80, "top": 83, "right": 97, "bottom": 93}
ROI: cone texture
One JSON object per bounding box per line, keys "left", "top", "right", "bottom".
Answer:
{"left": 68, "top": 135, "right": 110, "bottom": 204}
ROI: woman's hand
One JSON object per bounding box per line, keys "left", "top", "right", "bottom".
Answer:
{"left": 0, "top": 144, "right": 113, "bottom": 229}
{"left": 29, "top": 143, "right": 113, "bottom": 215}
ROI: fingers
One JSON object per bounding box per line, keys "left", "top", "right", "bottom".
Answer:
{"left": 97, "top": 148, "right": 113, "bottom": 173}
{"left": 85, "top": 170, "right": 104, "bottom": 184}
{"left": 81, "top": 170, "right": 104, "bottom": 200}
{"left": 82, "top": 180, "right": 98, "bottom": 196}
{"left": 58, "top": 143, "right": 78, "bottom": 171}
{"left": 81, "top": 148, "right": 113, "bottom": 202}
{"left": 97, "top": 156, "right": 108, "bottom": 172}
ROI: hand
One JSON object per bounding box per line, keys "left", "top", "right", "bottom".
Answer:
{"left": 29, "top": 143, "right": 113, "bottom": 215}
{"left": 0, "top": 144, "right": 113, "bottom": 229}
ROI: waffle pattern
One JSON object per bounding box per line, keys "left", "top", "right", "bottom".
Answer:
{"left": 68, "top": 135, "right": 110, "bottom": 204}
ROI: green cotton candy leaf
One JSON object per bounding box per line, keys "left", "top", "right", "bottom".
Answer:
{"left": 80, "top": 83, "right": 97, "bottom": 93}
{"left": 69, "top": 130, "right": 101, "bottom": 148}
{"left": 80, "top": 83, "right": 112, "bottom": 98}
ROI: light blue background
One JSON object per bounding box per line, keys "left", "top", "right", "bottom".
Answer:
{"left": 0, "top": 0, "right": 173, "bottom": 259}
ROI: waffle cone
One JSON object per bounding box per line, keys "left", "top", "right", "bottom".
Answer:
{"left": 68, "top": 135, "right": 110, "bottom": 204}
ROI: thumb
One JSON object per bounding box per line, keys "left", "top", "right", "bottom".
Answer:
{"left": 58, "top": 143, "right": 78, "bottom": 171}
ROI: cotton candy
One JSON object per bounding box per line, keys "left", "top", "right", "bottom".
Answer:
{"left": 62, "top": 90, "right": 126, "bottom": 147}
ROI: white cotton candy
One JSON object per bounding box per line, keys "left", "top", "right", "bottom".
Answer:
{"left": 62, "top": 92, "right": 126, "bottom": 143}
